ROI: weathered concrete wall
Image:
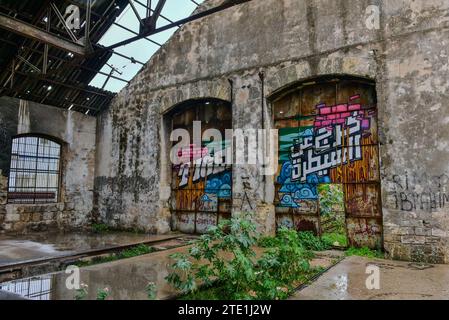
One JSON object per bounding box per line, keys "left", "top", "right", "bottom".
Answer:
{"left": 96, "top": 0, "right": 449, "bottom": 262}
{"left": 381, "top": 9, "right": 449, "bottom": 263}
{"left": 0, "top": 97, "right": 96, "bottom": 233}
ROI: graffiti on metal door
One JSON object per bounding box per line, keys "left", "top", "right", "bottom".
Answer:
{"left": 170, "top": 100, "right": 232, "bottom": 234}
{"left": 273, "top": 79, "right": 382, "bottom": 248}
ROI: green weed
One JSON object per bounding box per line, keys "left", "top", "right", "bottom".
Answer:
{"left": 346, "top": 246, "right": 384, "bottom": 258}
{"left": 166, "top": 214, "right": 315, "bottom": 300}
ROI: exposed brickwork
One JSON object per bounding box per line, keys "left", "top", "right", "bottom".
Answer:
{"left": 1, "top": 203, "right": 78, "bottom": 233}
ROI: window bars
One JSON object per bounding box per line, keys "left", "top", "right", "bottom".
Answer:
{"left": 7, "top": 136, "right": 61, "bottom": 204}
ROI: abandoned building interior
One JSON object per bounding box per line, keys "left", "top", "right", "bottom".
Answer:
{"left": 0, "top": 0, "right": 449, "bottom": 301}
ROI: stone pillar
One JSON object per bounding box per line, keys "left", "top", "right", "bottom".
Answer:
{"left": 230, "top": 73, "right": 276, "bottom": 236}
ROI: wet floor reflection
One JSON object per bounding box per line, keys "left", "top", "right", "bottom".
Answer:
{"left": 0, "top": 232, "right": 178, "bottom": 266}
{"left": 1, "top": 248, "right": 342, "bottom": 300}
{"left": 0, "top": 247, "right": 181, "bottom": 300}
{"left": 291, "top": 256, "right": 449, "bottom": 300}
{"left": 0, "top": 276, "right": 52, "bottom": 300}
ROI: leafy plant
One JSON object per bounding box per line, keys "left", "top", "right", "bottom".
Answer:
{"left": 318, "top": 185, "right": 346, "bottom": 238}
{"left": 146, "top": 282, "right": 157, "bottom": 300}
{"left": 73, "top": 284, "right": 114, "bottom": 301}
{"left": 96, "top": 288, "right": 110, "bottom": 300}
{"left": 75, "top": 283, "right": 88, "bottom": 300}
{"left": 346, "top": 246, "right": 383, "bottom": 258}
{"left": 166, "top": 214, "right": 316, "bottom": 300}
{"left": 166, "top": 213, "right": 258, "bottom": 299}
{"left": 318, "top": 184, "right": 344, "bottom": 217}
{"left": 261, "top": 231, "right": 333, "bottom": 251}
{"left": 118, "top": 244, "right": 153, "bottom": 259}
{"left": 92, "top": 223, "right": 110, "bottom": 234}
{"left": 321, "top": 232, "right": 348, "bottom": 247}
{"left": 255, "top": 228, "right": 313, "bottom": 299}
{"left": 297, "top": 231, "right": 331, "bottom": 251}
{"left": 258, "top": 236, "right": 279, "bottom": 248}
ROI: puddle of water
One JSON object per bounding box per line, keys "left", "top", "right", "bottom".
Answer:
{"left": 8, "top": 232, "right": 166, "bottom": 252}
{"left": 0, "top": 275, "right": 53, "bottom": 300}
{"left": 0, "top": 247, "right": 182, "bottom": 300}
{"left": 0, "top": 240, "right": 72, "bottom": 265}
{"left": 0, "top": 234, "right": 200, "bottom": 300}
{"left": 0, "top": 232, "right": 179, "bottom": 266}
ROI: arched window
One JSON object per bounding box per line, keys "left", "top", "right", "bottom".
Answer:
{"left": 8, "top": 135, "right": 61, "bottom": 204}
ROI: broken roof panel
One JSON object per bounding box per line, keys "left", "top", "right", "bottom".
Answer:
{"left": 0, "top": 0, "right": 251, "bottom": 116}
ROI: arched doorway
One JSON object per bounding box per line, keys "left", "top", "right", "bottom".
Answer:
{"left": 271, "top": 76, "right": 382, "bottom": 249}
{"left": 168, "top": 98, "right": 232, "bottom": 234}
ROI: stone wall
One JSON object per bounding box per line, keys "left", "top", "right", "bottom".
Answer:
{"left": 0, "top": 172, "right": 6, "bottom": 227}
{"left": 95, "top": 0, "right": 449, "bottom": 262}
{"left": 378, "top": 2, "right": 449, "bottom": 263}
{"left": 0, "top": 97, "right": 96, "bottom": 234}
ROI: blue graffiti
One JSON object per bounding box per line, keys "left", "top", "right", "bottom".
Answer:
{"left": 277, "top": 161, "right": 330, "bottom": 208}
{"left": 205, "top": 171, "right": 232, "bottom": 199}
{"left": 300, "top": 128, "right": 314, "bottom": 138}
{"left": 200, "top": 194, "right": 213, "bottom": 202}
{"left": 278, "top": 161, "right": 329, "bottom": 185}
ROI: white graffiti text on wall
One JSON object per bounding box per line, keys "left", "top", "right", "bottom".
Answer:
{"left": 291, "top": 108, "right": 372, "bottom": 183}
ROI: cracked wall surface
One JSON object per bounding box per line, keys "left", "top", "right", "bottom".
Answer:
{"left": 92, "top": 0, "right": 449, "bottom": 262}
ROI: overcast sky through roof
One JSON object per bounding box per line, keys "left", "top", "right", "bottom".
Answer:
{"left": 89, "top": 0, "right": 204, "bottom": 93}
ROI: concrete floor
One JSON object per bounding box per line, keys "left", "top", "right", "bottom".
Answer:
{"left": 0, "top": 247, "right": 343, "bottom": 300}
{"left": 291, "top": 256, "right": 449, "bottom": 300}
{"left": 1, "top": 245, "right": 186, "bottom": 300}
{"left": 3, "top": 236, "right": 449, "bottom": 300}
{"left": 0, "top": 232, "right": 179, "bottom": 266}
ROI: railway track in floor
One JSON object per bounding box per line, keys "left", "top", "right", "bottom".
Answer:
{"left": 0, "top": 234, "right": 198, "bottom": 283}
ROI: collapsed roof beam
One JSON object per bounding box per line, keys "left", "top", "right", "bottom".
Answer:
{"left": 50, "top": 2, "right": 79, "bottom": 43}
{"left": 113, "top": 21, "right": 162, "bottom": 46}
{"left": 0, "top": 87, "right": 103, "bottom": 112}
{"left": 0, "top": 37, "right": 130, "bottom": 83}
{"left": 140, "top": 0, "right": 166, "bottom": 34}
{"left": 0, "top": 12, "right": 86, "bottom": 56}
{"left": 60, "top": 0, "right": 166, "bottom": 48}
{"left": 109, "top": 49, "right": 145, "bottom": 65}
{"left": 13, "top": 69, "right": 111, "bottom": 97}
{"left": 129, "top": 0, "right": 145, "bottom": 28}
{"left": 85, "top": 0, "right": 93, "bottom": 51}
{"left": 102, "top": 0, "right": 253, "bottom": 51}
{"left": 134, "top": 0, "right": 177, "bottom": 26}
{"left": 16, "top": 55, "right": 42, "bottom": 73}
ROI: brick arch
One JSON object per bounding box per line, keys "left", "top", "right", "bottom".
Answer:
{"left": 160, "top": 78, "right": 231, "bottom": 114}
{"left": 265, "top": 56, "right": 377, "bottom": 98}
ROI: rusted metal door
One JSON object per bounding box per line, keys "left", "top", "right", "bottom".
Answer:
{"left": 273, "top": 78, "right": 382, "bottom": 249}
{"left": 170, "top": 100, "right": 232, "bottom": 234}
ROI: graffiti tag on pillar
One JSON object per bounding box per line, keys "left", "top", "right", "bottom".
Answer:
{"left": 388, "top": 173, "right": 449, "bottom": 212}
{"left": 240, "top": 176, "right": 254, "bottom": 211}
